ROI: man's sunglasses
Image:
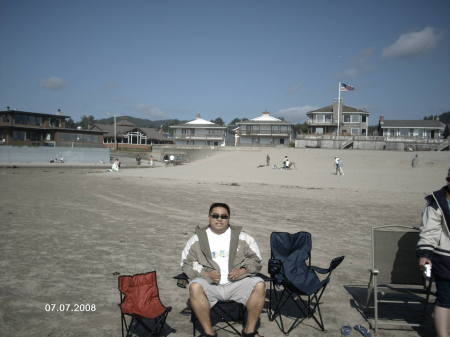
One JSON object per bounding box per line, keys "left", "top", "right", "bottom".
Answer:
{"left": 210, "top": 214, "right": 229, "bottom": 220}
{"left": 447, "top": 177, "right": 450, "bottom": 182}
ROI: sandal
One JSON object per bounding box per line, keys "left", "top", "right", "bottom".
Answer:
{"left": 353, "top": 324, "right": 372, "bottom": 337}
{"left": 341, "top": 325, "right": 352, "bottom": 336}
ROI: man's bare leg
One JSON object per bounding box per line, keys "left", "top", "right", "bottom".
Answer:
{"left": 189, "top": 282, "right": 215, "bottom": 336}
{"left": 243, "top": 282, "right": 266, "bottom": 336}
{"left": 434, "top": 305, "right": 450, "bottom": 337}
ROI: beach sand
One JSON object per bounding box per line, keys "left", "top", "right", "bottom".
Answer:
{"left": 1, "top": 148, "right": 448, "bottom": 337}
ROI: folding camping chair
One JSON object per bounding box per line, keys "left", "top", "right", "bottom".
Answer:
{"left": 366, "top": 225, "right": 434, "bottom": 333}
{"left": 174, "top": 272, "right": 247, "bottom": 336}
{"left": 267, "top": 231, "right": 345, "bottom": 335}
{"left": 119, "top": 271, "right": 172, "bottom": 337}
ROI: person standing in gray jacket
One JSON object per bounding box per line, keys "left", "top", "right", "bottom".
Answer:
{"left": 417, "top": 168, "right": 450, "bottom": 337}
{"left": 181, "top": 202, "right": 265, "bottom": 337}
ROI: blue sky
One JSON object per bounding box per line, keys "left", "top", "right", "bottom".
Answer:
{"left": 1, "top": 0, "right": 449, "bottom": 124}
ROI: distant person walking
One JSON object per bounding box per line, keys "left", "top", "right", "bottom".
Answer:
{"left": 266, "top": 154, "right": 270, "bottom": 167}
{"left": 411, "top": 154, "right": 419, "bottom": 168}
{"left": 136, "top": 154, "right": 142, "bottom": 166}
{"left": 149, "top": 155, "right": 154, "bottom": 167}
{"left": 417, "top": 168, "right": 450, "bottom": 337}
{"left": 334, "top": 156, "right": 344, "bottom": 175}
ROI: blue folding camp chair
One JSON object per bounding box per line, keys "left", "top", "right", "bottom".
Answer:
{"left": 267, "top": 231, "right": 345, "bottom": 335}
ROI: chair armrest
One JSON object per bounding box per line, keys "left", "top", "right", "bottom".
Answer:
{"left": 255, "top": 272, "right": 272, "bottom": 282}
{"left": 268, "top": 258, "right": 283, "bottom": 276}
{"left": 173, "top": 273, "right": 189, "bottom": 288}
{"left": 311, "top": 266, "right": 330, "bottom": 274}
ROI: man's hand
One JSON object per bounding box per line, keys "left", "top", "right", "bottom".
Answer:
{"left": 203, "top": 270, "right": 221, "bottom": 284}
{"left": 418, "top": 257, "right": 432, "bottom": 270}
{"left": 228, "top": 267, "right": 247, "bottom": 281}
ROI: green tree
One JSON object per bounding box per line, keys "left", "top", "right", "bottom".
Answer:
{"left": 79, "top": 115, "right": 96, "bottom": 129}
{"left": 229, "top": 118, "right": 242, "bottom": 125}
{"left": 65, "top": 118, "right": 77, "bottom": 129}
{"left": 292, "top": 123, "right": 308, "bottom": 135}
{"left": 210, "top": 117, "right": 225, "bottom": 125}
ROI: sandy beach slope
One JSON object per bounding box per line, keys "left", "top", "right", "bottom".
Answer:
{"left": 0, "top": 148, "right": 448, "bottom": 337}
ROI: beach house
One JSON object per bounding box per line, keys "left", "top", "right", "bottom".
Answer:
{"left": 235, "top": 111, "right": 293, "bottom": 146}
{"left": 169, "top": 114, "right": 227, "bottom": 146}
{"left": 92, "top": 119, "right": 172, "bottom": 150}
{"left": 0, "top": 109, "right": 104, "bottom": 147}
{"left": 378, "top": 116, "right": 445, "bottom": 139}
{"left": 306, "top": 100, "right": 370, "bottom": 136}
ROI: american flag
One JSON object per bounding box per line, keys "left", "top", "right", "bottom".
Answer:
{"left": 340, "top": 83, "right": 355, "bottom": 91}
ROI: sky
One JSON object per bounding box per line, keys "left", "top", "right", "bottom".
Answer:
{"left": 1, "top": 0, "right": 449, "bottom": 125}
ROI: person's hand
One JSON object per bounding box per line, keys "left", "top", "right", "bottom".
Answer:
{"left": 203, "top": 270, "right": 220, "bottom": 284}
{"left": 228, "top": 267, "right": 247, "bottom": 281}
{"left": 418, "top": 257, "right": 432, "bottom": 270}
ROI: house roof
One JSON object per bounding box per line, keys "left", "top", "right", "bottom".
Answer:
{"left": 185, "top": 116, "right": 215, "bottom": 125}
{"left": 308, "top": 104, "right": 368, "bottom": 114}
{"left": 380, "top": 120, "right": 445, "bottom": 129}
{"left": 251, "top": 111, "right": 282, "bottom": 122}
{"left": 0, "top": 109, "right": 70, "bottom": 118}
{"left": 169, "top": 114, "right": 226, "bottom": 128}
{"left": 93, "top": 123, "right": 168, "bottom": 140}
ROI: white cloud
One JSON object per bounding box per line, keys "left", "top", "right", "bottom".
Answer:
{"left": 382, "top": 27, "right": 440, "bottom": 58}
{"left": 136, "top": 104, "right": 167, "bottom": 119}
{"left": 276, "top": 106, "right": 316, "bottom": 123}
{"left": 40, "top": 76, "right": 65, "bottom": 90}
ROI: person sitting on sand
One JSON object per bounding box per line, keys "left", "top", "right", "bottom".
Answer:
{"left": 108, "top": 159, "right": 119, "bottom": 172}
{"left": 181, "top": 202, "right": 265, "bottom": 337}
{"left": 282, "top": 156, "right": 289, "bottom": 169}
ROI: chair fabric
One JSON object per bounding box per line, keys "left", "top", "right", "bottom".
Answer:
{"left": 366, "top": 225, "right": 434, "bottom": 333}
{"left": 119, "top": 271, "right": 171, "bottom": 337}
{"left": 268, "top": 231, "right": 344, "bottom": 335}
{"left": 270, "top": 231, "right": 325, "bottom": 295}
{"left": 174, "top": 272, "right": 246, "bottom": 336}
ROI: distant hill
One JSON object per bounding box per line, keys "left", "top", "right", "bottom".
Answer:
{"left": 95, "top": 116, "right": 188, "bottom": 128}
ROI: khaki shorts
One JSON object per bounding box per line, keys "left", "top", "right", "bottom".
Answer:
{"left": 189, "top": 276, "right": 264, "bottom": 307}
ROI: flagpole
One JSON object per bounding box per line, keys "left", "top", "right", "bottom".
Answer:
{"left": 337, "top": 82, "right": 341, "bottom": 137}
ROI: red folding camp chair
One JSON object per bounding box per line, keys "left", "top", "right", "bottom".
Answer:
{"left": 119, "top": 271, "right": 171, "bottom": 337}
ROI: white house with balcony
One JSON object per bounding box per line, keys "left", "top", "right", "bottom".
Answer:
{"left": 306, "top": 100, "right": 370, "bottom": 136}
{"left": 169, "top": 114, "right": 227, "bottom": 146}
{"left": 235, "top": 111, "right": 293, "bottom": 146}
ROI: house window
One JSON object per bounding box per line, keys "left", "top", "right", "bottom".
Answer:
{"left": 362, "top": 116, "right": 367, "bottom": 123}
{"left": 315, "top": 114, "right": 325, "bottom": 123}
{"left": 12, "top": 130, "right": 26, "bottom": 140}
{"left": 344, "top": 115, "right": 350, "bottom": 123}
{"left": 351, "top": 128, "right": 360, "bottom": 135}
{"left": 272, "top": 125, "right": 280, "bottom": 133}
{"left": 260, "top": 124, "right": 271, "bottom": 134}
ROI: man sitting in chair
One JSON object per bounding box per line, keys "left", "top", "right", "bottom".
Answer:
{"left": 181, "top": 202, "right": 265, "bottom": 337}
